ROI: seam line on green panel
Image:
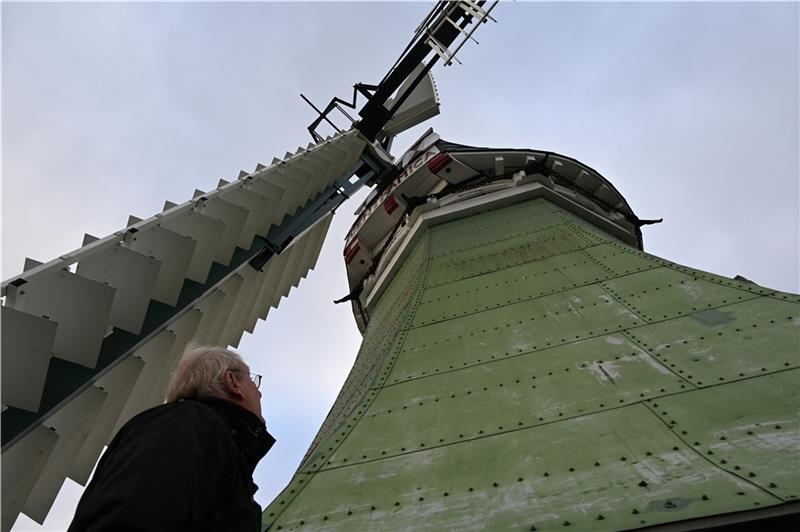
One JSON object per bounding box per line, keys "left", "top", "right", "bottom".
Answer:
{"left": 273, "top": 237, "right": 431, "bottom": 514}
{"left": 427, "top": 200, "right": 556, "bottom": 242}
{"left": 411, "top": 249, "right": 663, "bottom": 329}
{"left": 261, "top": 238, "right": 431, "bottom": 529}
{"left": 319, "top": 261, "right": 425, "bottom": 436}
{"left": 417, "top": 221, "right": 756, "bottom": 325}
{"left": 620, "top": 330, "right": 697, "bottom": 389}
{"left": 579, "top": 246, "right": 618, "bottom": 277}
{"left": 663, "top": 260, "right": 800, "bottom": 304}
{"left": 430, "top": 220, "right": 571, "bottom": 259}
{"left": 598, "top": 279, "right": 649, "bottom": 323}
{"left": 600, "top": 277, "right": 768, "bottom": 324}
{"left": 263, "top": 322, "right": 410, "bottom": 525}
{"left": 658, "top": 259, "right": 789, "bottom": 301}
{"left": 321, "top": 368, "right": 799, "bottom": 474}
{"left": 375, "top": 235, "right": 432, "bottom": 388}
{"left": 370, "top": 364, "right": 799, "bottom": 421}
{"left": 424, "top": 225, "right": 602, "bottom": 289}
{"left": 602, "top": 239, "right": 797, "bottom": 303}
{"left": 640, "top": 400, "right": 786, "bottom": 502}
{"left": 430, "top": 213, "right": 565, "bottom": 251}
{"left": 301, "top": 274, "right": 413, "bottom": 461}
{"left": 381, "top": 295, "right": 784, "bottom": 389}
{"left": 317, "top": 400, "right": 660, "bottom": 472}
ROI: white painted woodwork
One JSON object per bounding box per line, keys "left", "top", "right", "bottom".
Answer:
{"left": 11, "top": 270, "right": 115, "bottom": 369}
{"left": 128, "top": 225, "right": 196, "bottom": 306}
{"left": 1, "top": 426, "right": 59, "bottom": 532}
{"left": 1, "top": 307, "right": 57, "bottom": 412}
{"left": 68, "top": 356, "right": 145, "bottom": 485}
{"left": 111, "top": 330, "right": 178, "bottom": 437}
{"left": 196, "top": 197, "right": 248, "bottom": 266}
{"left": 161, "top": 210, "right": 225, "bottom": 284}
{"left": 77, "top": 243, "right": 161, "bottom": 334}
{"left": 22, "top": 386, "right": 107, "bottom": 524}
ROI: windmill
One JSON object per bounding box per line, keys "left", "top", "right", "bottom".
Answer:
{"left": 2, "top": 2, "right": 798, "bottom": 531}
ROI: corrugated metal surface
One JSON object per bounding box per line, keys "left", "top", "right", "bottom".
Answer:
{"left": 262, "top": 197, "right": 799, "bottom": 531}
{"left": 0, "top": 130, "right": 366, "bottom": 529}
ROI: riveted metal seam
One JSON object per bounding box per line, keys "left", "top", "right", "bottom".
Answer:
{"left": 639, "top": 399, "right": 785, "bottom": 502}
{"left": 620, "top": 330, "right": 698, "bottom": 389}
{"left": 262, "top": 233, "right": 432, "bottom": 530}
{"left": 383, "top": 297, "right": 793, "bottom": 389}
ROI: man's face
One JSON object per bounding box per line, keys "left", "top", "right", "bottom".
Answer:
{"left": 234, "top": 365, "right": 263, "bottom": 422}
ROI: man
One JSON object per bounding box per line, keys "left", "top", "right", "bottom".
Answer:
{"left": 68, "top": 345, "right": 275, "bottom": 532}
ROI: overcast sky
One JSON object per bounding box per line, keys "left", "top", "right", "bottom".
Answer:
{"left": 3, "top": 2, "right": 798, "bottom": 530}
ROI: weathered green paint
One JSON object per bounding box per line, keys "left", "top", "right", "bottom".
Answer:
{"left": 263, "top": 198, "right": 799, "bottom": 531}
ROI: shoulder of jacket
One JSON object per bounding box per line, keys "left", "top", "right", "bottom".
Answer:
{"left": 123, "top": 399, "right": 229, "bottom": 434}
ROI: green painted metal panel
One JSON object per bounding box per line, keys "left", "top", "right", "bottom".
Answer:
{"left": 266, "top": 406, "right": 780, "bottom": 531}
{"left": 645, "top": 370, "right": 800, "bottom": 501}
{"left": 602, "top": 267, "right": 760, "bottom": 323}
{"left": 627, "top": 298, "right": 799, "bottom": 386}
{"left": 325, "top": 334, "right": 688, "bottom": 467}
{"left": 393, "top": 284, "right": 645, "bottom": 382}
{"left": 412, "top": 249, "right": 612, "bottom": 328}
{"left": 429, "top": 200, "right": 569, "bottom": 258}
{"left": 426, "top": 219, "right": 605, "bottom": 288}
{"left": 263, "top": 197, "right": 799, "bottom": 531}
{"left": 582, "top": 243, "right": 660, "bottom": 277}
{"left": 296, "top": 234, "right": 431, "bottom": 467}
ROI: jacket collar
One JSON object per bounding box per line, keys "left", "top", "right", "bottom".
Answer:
{"left": 193, "top": 397, "right": 275, "bottom": 474}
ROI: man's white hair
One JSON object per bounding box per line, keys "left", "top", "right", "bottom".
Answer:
{"left": 165, "top": 344, "right": 246, "bottom": 402}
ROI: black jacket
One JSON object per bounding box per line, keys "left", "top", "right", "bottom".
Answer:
{"left": 69, "top": 397, "right": 275, "bottom": 532}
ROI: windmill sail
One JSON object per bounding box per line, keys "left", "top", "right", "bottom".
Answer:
{"left": 1, "top": 130, "right": 380, "bottom": 530}
{"left": 1, "top": 1, "right": 502, "bottom": 527}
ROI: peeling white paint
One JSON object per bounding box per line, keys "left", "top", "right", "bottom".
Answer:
{"left": 638, "top": 354, "right": 674, "bottom": 375}
{"left": 634, "top": 461, "right": 664, "bottom": 484}
{"left": 687, "top": 345, "right": 713, "bottom": 357}
{"left": 616, "top": 306, "right": 635, "bottom": 317}
{"left": 747, "top": 430, "right": 800, "bottom": 452}
{"left": 586, "top": 361, "right": 622, "bottom": 382}
{"left": 574, "top": 495, "right": 611, "bottom": 515}
{"left": 679, "top": 281, "right": 704, "bottom": 299}
{"left": 659, "top": 451, "right": 690, "bottom": 467}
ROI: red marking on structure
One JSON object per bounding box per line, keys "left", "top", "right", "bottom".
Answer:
{"left": 383, "top": 195, "right": 399, "bottom": 215}
{"left": 344, "top": 238, "right": 360, "bottom": 264}
{"left": 427, "top": 152, "right": 452, "bottom": 174}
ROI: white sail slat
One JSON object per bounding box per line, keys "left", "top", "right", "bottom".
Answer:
{"left": 68, "top": 356, "right": 145, "bottom": 486}
{"left": 11, "top": 270, "right": 115, "bottom": 369}
{"left": 160, "top": 210, "right": 226, "bottom": 284}
{"left": 76, "top": 242, "right": 161, "bottom": 334}
{"left": 217, "top": 183, "right": 274, "bottom": 250}
{"left": 196, "top": 197, "right": 249, "bottom": 266}
{"left": 1, "top": 307, "right": 57, "bottom": 412}
{"left": 111, "top": 330, "right": 178, "bottom": 437}
{"left": 0, "top": 128, "right": 371, "bottom": 529}
{"left": 1, "top": 426, "right": 59, "bottom": 532}
{"left": 128, "top": 225, "right": 196, "bottom": 306}
{"left": 21, "top": 386, "right": 107, "bottom": 524}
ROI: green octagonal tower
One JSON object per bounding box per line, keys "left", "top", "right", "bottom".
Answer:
{"left": 263, "top": 131, "right": 799, "bottom": 531}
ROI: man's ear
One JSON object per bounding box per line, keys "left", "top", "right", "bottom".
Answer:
{"left": 223, "top": 369, "right": 245, "bottom": 400}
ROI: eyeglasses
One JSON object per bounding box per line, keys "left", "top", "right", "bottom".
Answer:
{"left": 232, "top": 369, "right": 262, "bottom": 390}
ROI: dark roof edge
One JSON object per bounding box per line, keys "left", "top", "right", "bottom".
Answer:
{"left": 435, "top": 138, "right": 644, "bottom": 249}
